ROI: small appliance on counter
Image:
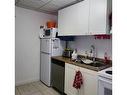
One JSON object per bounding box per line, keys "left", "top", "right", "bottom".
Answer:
{"left": 62, "top": 48, "right": 73, "bottom": 58}
{"left": 62, "top": 39, "right": 73, "bottom": 58}
{"left": 58, "top": 36, "right": 75, "bottom": 58}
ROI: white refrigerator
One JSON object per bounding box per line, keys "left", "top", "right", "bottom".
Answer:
{"left": 40, "top": 38, "right": 61, "bottom": 86}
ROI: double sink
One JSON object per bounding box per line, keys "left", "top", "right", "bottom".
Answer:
{"left": 76, "top": 57, "right": 106, "bottom": 67}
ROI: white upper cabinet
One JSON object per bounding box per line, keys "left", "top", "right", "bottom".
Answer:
{"left": 58, "top": 0, "right": 112, "bottom": 36}
{"left": 58, "top": 0, "right": 89, "bottom": 36}
{"left": 89, "top": 0, "right": 111, "bottom": 34}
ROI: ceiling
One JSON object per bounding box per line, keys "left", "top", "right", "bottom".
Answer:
{"left": 15, "top": 0, "right": 83, "bottom": 15}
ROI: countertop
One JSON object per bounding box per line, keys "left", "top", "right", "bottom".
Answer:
{"left": 51, "top": 56, "right": 112, "bottom": 72}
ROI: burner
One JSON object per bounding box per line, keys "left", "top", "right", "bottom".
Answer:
{"left": 105, "top": 71, "right": 112, "bottom": 75}
{"left": 98, "top": 67, "right": 112, "bottom": 80}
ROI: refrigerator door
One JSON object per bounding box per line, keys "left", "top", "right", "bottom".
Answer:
{"left": 40, "top": 52, "right": 51, "bottom": 86}
{"left": 51, "top": 38, "right": 61, "bottom": 56}
{"left": 40, "top": 38, "right": 51, "bottom": 53}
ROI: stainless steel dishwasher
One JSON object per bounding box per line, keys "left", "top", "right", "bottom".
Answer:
{"left": 51, "top": 59, "right": 65, "bottom": 94}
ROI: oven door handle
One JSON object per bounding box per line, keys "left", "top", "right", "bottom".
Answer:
{"left": 99, "top": 77, "right": 112, "bottom": 84}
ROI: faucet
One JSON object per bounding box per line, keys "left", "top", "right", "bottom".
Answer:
{"left": 90, "top": 45, "right": 96, "bottom": 62}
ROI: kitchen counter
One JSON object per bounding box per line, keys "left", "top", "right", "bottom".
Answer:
{"left": 51, "top": 56, "right": 112, "bottom": 71}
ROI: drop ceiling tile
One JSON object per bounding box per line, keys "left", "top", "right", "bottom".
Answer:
{"left": 15, "top": 0, "right": 82, "bottom": 15}
{"left": 50, "top": 0, "right": 76, "bottom": 7}
{"left": 40, "top": 0, "right": 52, "bottom": 3}
{"left": 39, "top": 3, "right": 59, "bottom": 12}
{"left": 37, "top": 9, "right": 57, "bottom": 15}
{"left": 18, "top": 0, "right": 46, "bottom": 9}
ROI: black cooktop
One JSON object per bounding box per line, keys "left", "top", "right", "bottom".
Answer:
{"left": 105, "top": 71, "right": 112, "bottom": 75}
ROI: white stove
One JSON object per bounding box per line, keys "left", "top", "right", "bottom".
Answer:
{"left": 98, "top": 67, "right": 112, "bottom": 95}
{"left": 98, "top": 67, "right": 112, "bottom": 80}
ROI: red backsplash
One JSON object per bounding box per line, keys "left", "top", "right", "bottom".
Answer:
{"left": 94, "top": 34, "right": 111, "bottom": 39}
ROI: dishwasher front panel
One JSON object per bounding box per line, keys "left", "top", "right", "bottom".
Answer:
{"left": 51, "top": 59, "right": 65, "bottom": 94}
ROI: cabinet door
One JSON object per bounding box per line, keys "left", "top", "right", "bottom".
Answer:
{"left": 65, "top": 63, "right": 98, "bottom": 95}
{"left": 64, "top": 64, "right": 78, "bottom": 95}
{"left": 76, "top": 0, "right": 89, "bottom": 35}
{"left": 58, "top": 3, "right": 79, "bottom": 36}
{"left": 89, "top": 0, "right": 108, "bottom": 34}
{"left": 81, "top": 70, "right": 98, "bottom": 95}
{"left": 58, "top": 0, "right": 89, "bottom": 36}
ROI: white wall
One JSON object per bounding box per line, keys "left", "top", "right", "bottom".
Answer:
{"left": 68, "top": 36, "right": 112, "bottom": 59}
{"left": 15, "top": 7, "right": 57, "bottom": 85}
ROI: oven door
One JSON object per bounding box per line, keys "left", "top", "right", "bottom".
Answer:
{"left": 98, "top": 77, "right": 112, "bottom": 95}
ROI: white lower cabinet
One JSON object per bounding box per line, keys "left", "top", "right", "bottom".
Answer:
{"left": 64, "top": 64, "right": 79, "bottom": 95}
{"left": 64, "top": 63, "right": 98, "bottom": 95}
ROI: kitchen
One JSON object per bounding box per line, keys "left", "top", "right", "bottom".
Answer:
{"left": 15, "top": 0, "right": 112, "bottom": 95}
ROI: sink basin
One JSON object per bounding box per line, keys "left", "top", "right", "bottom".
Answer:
{"left": 77, "top": 57, "right": 105, "bottom": 67}
{"left": 89, "top": 62, "right": 105, "bottom": 67}
{"left": 81, "top": 60, "right": 105, "bottom": 67}
{"left": 81, "top": 59, "right": 93, "bottom": 64}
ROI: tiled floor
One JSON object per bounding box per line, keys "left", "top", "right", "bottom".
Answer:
{"left": 15, "top": 81, "right": 60, "bottom": 95}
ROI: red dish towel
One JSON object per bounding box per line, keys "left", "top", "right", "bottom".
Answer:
{"left": 73, "top": 71, "right": 83, "bottom": 89}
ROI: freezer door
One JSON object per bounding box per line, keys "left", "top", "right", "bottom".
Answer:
{"left": 40, "top": 38, "right": 51, "bottom": 53}
{"left": 40, "top": 53, "right": 51, "bottom": 86}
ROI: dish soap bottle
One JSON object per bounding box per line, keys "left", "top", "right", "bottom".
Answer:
{"left": 72, "top": 49, "right": 77, "bottom": 61}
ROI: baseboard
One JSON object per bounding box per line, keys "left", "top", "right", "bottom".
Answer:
{"left": 15, "top": 78, "right": 39, "bottom": 86}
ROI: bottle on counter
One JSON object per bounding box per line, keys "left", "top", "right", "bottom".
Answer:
{"left": 104, "top": 52, "right": 109, "bottom": 64}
